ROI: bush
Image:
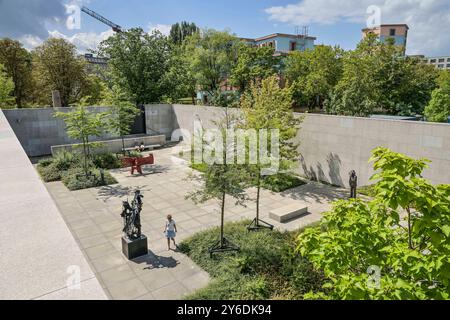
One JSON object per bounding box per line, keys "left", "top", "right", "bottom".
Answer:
{"left": 61, "top": 167, "right": 117, "bottom": 191}
{"left": 180, "top": 221, "right": 323, "bottom": 300}
{"left": 261, "top": 173, "right": 306, "bottom": 192}
{"left": 52, "top": 151, "right": 79, "bottom": 171}
{"left": 93, "top": 153, "right": 121, "bottom": 170}
{"left": 37, "top": 162, "right": 63, "bottom": 182}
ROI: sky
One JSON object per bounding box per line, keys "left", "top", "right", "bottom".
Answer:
{"left": 0, "top": 0, "right": 449, "bottom": 56}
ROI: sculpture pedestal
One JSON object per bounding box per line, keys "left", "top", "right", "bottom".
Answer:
{"left": 122, "top": 235, "right": 148, "bottom": 260}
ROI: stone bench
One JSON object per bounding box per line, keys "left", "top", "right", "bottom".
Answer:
{"left": 269, "top": 204, "right": 308, "bottom": 223}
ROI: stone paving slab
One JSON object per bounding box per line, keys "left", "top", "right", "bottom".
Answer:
{"left": 44, "top": 146, "right": 348, "bottom": 300}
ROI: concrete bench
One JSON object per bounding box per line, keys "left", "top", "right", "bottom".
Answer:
{"left": 123, "top": 144, "right": 162, "bottom": 152}
{"left": 269, "top": 204, "right": 308, "bottom": 223}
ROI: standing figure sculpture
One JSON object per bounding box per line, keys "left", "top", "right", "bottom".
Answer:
{"left": 121, "top": 190, "right": 144, "bottom": 240}
{"left": 349, "top": 170, "right": 358, "bottom": 199}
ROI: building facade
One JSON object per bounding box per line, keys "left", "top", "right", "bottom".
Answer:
{"left": 241, "top": 33, "right": 316, "bottom": 55}
{"left": 362, "top": 24, "right": 409, "bottom": 54}
{"left": 423, "top": 56, "right": 450, "bottom": 70}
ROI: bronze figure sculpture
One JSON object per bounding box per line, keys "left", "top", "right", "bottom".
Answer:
{"left": 349, "top": 170, "right": 358, "bottom": 199}
{"left": 121, "top": 190, "right": 144, "bottom": 240}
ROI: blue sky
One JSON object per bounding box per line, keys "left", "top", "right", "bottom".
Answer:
{"left": 1, "top": 0, "right": 449, "bottom": 56}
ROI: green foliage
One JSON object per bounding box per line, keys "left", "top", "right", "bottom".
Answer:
{"left": 55, "top": 105, "right": 106, "bottom": 175}
{"left": 32, "top": 38, "right": 88, "bottom": 107}
{"left": 0, "top": 38, "right": 33, "bottom": 108}
{"left": 185, "top": 29, "right": 239, "bottom": 100}
{"left": 169, "top": 21, "right": 199, "bottom": 45}
{"left": 296, "top": 147, "right": 450, "bottom": 300}
{"left": 92, "top": 153, "right": 121, "bottom": 170}
{"left": 260, "top": 173, "right": 306, "bottom": 192}
{"left": 181, "top": 221, "right": 324, "bottom": 300}
{"left": 326, "top": 35, "right": 438, "bottom": 116}
{"left": 357, "top": 185, "right": 377, "bottom": 198}
{"left": 0, "top": 63, "right": 15, "bottom": 107}
{"left": 230, "top": 44, "right": 280, "bottom": 93}
{"left": 285, "top": 45, "right": 343, "bottom": 110}
{"left": 98, "top": 28, "right": 171, "bottom": 105}
{"left": 61, "top": 166, "right": 117, "bottom": 191}
{"left": 424, "top": 88, "right": 450, "bottom": 122}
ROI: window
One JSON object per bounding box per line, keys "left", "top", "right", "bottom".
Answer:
{"left": 447, "top": 58, "right": 450, "bottom": 62}
{"left": 290, "top": 42, "right": 297, "bottom": 51}
{"left": 439, "top": 58, "right": 445, "bottom": 63}
{"left": 447, "top": 64, "right": 450, "bottom": 68}
{"left": 430, "top": 59, "right": 436, "bottom": 63}
{"left": 437, "top": 64, "right": 444, "bottom": 68}
{"left": 389, "top": 29, "right": 396, "bottom": 36}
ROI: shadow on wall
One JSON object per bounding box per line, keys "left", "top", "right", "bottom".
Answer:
{"left": 300, "top": 153, "right": 344, "bottom": 187}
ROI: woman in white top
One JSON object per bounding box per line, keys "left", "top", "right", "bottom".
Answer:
{"left": 164, "top": 215, "right": 177, "bottom": 250}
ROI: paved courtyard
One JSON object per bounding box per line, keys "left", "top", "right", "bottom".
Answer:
{"left": 45, "top": 146, "right": 349, "bottom": 300}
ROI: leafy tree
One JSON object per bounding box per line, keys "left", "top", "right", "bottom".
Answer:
{"left": 230, "top": 44, "right": 280, "bottom": 93}
{"left": 0, "top": 38, "right": 33, "bottom": 108}
{"left": 81, "top": 74, "right": 110, "bottom": 106}
{"left": 32, "top": 38, "right": 87, "bottom": 107}
{"left": 240, "top": 76, "right": 302, "bottom": 229}
{"left": 104, "top": 86, "right": 140, "bottom": 153}
{"left": 437, "top": 70, "right": 450, "bottom": 95}
{"left": 169, "top": 22, "right": 199, "bottom": 45}
{"left": 326, "top": 35, "right": 438, "bottom": 117}
{"left": 296, "top": 147, "right": 450, "bottom": 300}
{"left": 187, "top": 109, "right": 249, "bottom": 254}
{"left": 163, "top": 46, "right": 197, "bottom": 104}
{"left": 0, "top": 63, "right": 15, "bottom": 107}
{"left": 285, "top": 45, "right": 343, "bottom": 110}
{"left": 424, "top": 88, "right": 450, "bottom": 123}
{"left": 55, "top": 106, "right": 106, "bottom": 176}
{"left": 185, "top": 29, "right": 239, "bottom": 101}
{"left": 98, "top": 28, "right": 170, "bottom": 105}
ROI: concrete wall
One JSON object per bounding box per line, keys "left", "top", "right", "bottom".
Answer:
{"left": 2, "top": 106, "right": 145, "bottom": 157}
{"left": 51, "top": 134, "right": 166, "bottom": 155}
{"left": 145, "top": 104, "right": 450, "bottom": 187}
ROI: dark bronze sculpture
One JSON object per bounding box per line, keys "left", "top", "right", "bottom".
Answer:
{"left": 349, "top": 170, "right": 358, "bottom": 199}
{"left": 121, "top": 190, "right": 144, "bottom": 240}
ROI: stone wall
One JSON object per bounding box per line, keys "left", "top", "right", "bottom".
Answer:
{"left": 145, "top": 104, "right": 450, "bottom": 187}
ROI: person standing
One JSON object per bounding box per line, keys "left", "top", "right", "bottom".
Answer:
{"left": 164, "top": 215, "right": 177, "bottom": 250}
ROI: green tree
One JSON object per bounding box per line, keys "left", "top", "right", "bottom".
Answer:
{"left": 185, "top": 29, "right": 239, "bottom": 101}
{"left": 98, "top": 28, "right": 170, "bottom": 105}
{"left": 169, "top": 21, "right": 199, "bottom": 45}
{"left": 296, "top": 147, "right": 450, "bottom": 300}
{"left": 55, "top": 106, "right": 106, "bottom": 176}
{"left": 0, "top": 38, "right": 33, "bottom": 108}
{"left": 104, "top": 86, "right": 140, "bottom": 153}
{"left": 0, "top": 63, "right": 15, "bottom": 107}
{"left": 230, "top": 44, "right": 280, "bottom": 93}
{"left": 81, "top": 74, "right": 110, "bottom": 106}
{"left": 437, "top": 70, "right": 450, "bottom": 95}
{"left": 187, "top": 109, "right": 249, "bottom": 254}
{"left": 285, "top": 45, "right": 343, "bottom": 110}
{"left": 32, "top": 38, "right": 88, "bottom": 107}
{"left": 424, "top": 88, "right": 450, "bottom": 123}
{"left": 240, "top": 76, "right": 302, "bottom": 229}
{"left": 163, "top": 46, "right": 197, "bottom": 104}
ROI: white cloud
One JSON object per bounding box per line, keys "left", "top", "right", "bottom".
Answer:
{"left": 47, "top": 29, "right": 115, "bottom": 53}
{"left": 265, "top": 0, "right": 450, "bottom": 56}
{"left": 147, "top": 23, "right": 172, "bottom": 36}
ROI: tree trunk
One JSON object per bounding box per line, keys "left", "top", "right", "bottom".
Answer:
{"left": 220, "top": 191, "right": 226, "bottom": 248}
{"left": 82, "top": 138, "right": 88, "bottom": 177}
{"left": 121, "top": 135, "right": 126, "bottom": 155}
{"left": 407, "top": 207, "right": 413, "bottom": 249}
{"left": 256, "top": 170, "right": 261, "bottom": 225}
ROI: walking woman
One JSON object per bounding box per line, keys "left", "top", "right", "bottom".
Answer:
{"left": 164, "top": 215, "right": 177, "bottom": 250}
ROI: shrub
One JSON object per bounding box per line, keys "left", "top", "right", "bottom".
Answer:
{"left": 61, "top": 167, "right": 117, "bottom": 191}
{"left": 52, "top": 151, "right": 79, "bottom": 171}
{"left": 37, "top": 162, "right": 63, "bottom": 182}
{"left": 261, "top": 173, "right": 306, "bottom": 192}
{"left": 93, "top": 153, "right": 121, "bottom": 169}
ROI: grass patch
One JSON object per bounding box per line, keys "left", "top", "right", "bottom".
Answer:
{"left": 190, "top": 164, "right": 306, "bottom": 193}
{"left": 179, "top": 221, "right": 324, "bottom": 300}
{"left": 358, "top": 185, "right": 376, "bottom": 197}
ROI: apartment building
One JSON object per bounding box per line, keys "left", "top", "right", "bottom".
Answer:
{"left": 240, "top": 33, "right": 316, "bottom": 55}
{"left": 362, "top": 24, "right": 409, "bottom": 55}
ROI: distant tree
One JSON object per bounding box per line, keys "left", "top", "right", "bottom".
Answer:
{"left": 104, "top": 86, "right": 140, "bottom": 153}
{"left": 424, "top": 88, "right": 450, "bottom": 122}
{"left": 437, "top": 70, "right": 450, "bottom": 95}
{"left": 230, "top": 44, "right": 280, "bottom": 93}
{"left": 163, "top": 46, "right": 197, "bottom": 104}
{"left": 32, "top": 38, "right": 87, "bottom": 107}
{"left": 0, "top": 63, "right": 15, "bottom": 107}
{"left": 169, "top": 22, "right": 199, "bottom": 45}
{"left": 326, "top": 35, "right": 438, "bottom": 117}
{"left": 55, "top": 106, "right": 106, "bottom": 176}
{"left": 185, "top": 29, "right": 239, "bottom": 101}
{"left": 285, "top": 45, "right": 343, "bottom": 110}
{"left": 80, "top": 74, "right": 110, "bottom": 106}
{"left": 0, "top": 38, "right": 33, "bottom": 108}
{"left": 240, "top": 76, "right": 302, "bottom": 229}
{"left": 99, "top": 28, "right": 171, "bottom": 105}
